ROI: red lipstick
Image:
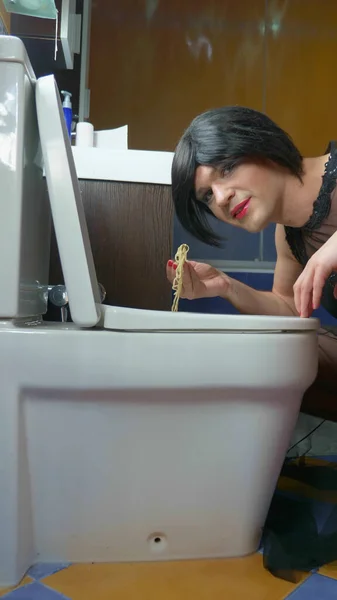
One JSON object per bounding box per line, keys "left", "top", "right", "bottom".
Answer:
{"left": 231, "top": 198, "right": 251, "bottom": 220}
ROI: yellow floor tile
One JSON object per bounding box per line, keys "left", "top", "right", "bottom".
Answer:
{"left": 0, "top": 575, "right": 32, "bottom": 597}
{"left": 319, "top": 561, "right": 337, "bottom": 580}
{"left": 43, "top": 555, "right": 306, "bottom": 600}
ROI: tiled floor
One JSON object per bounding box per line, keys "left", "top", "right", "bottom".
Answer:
{"left": 1, "top": 558, "right": 337, "bottom": 599}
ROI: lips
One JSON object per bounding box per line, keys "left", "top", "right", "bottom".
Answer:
{"left": 231, "top": 198, "right": 251, "bottom": 220}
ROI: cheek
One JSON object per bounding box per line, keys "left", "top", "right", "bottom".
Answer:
{"left": 211, "top": 208, "right": 243, "bottom": 228}
{"left": 235, "top": 167, "right": 268, "bottom": 192}
{"left": 210, "top": 205, "right": 229, "bottom": 223}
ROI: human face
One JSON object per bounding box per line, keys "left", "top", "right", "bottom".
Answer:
{"left": 194, "top": 161, "right": 285, "bottom": 233}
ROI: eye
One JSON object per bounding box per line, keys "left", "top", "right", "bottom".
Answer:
{"left": 202, "top": 189, "right": 213, "bottom": 205}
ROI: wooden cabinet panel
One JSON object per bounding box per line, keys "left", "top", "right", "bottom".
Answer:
{"left": 48, "top": 181, "right": 174, "bottom": 316}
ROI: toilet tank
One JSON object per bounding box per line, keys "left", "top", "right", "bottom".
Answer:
{"left": 0, "top": 36, "right": 51, "bottom": 318}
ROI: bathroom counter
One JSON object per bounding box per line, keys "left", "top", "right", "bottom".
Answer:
{"left": 72, "top": 148, "right": 174, "bottom": 184}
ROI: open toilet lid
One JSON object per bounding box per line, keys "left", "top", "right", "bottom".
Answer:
{"left": 36, "top": 75, "right": 101, "bottom": 327}
{"left": 35, "top": 75, "right": 320, "bottom": 333}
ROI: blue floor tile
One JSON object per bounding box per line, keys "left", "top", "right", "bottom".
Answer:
{"left": 2, "top": 582, "right": 70, "bottom": 599}
{"left": 27, "top": 563, "right": 70, "bottom": 581}
{"left": 288, "top": 574, "right": 337, "bottom": 598}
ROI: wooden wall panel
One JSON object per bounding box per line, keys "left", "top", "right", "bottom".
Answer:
{"left": 0, "top": 0, "right": 10, "bottom": 32}
{"left": 265, "top": 0, "right": 337, "bottom": 155}
{"left": 89, "top": 0, "right": 265, "bottom": 151}
{"left": 89, "top": 0, "right": 337, "bottom": 155}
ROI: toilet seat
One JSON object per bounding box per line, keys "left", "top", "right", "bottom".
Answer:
{"left": 35, "top": 76, "right": 319, "bottom": 334}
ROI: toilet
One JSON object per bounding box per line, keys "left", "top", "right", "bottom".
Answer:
{"left": 0, "top": 36, "right": 319, "bottom": 587}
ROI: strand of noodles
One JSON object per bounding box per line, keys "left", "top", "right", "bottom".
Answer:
{"left": 171, "top": 244, "right": 189, "bottom": 312}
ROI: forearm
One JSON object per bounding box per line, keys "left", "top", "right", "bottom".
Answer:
{"left": 223, "top": 276, "right": 297, "bottom": 317}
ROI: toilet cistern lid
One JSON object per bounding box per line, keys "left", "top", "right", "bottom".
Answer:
{"left": 35, "top": 75, "right": 102, "bottom": 327}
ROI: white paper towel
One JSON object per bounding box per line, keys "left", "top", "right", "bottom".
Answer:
{"left": 94, "top": 125, "right": 128, "bottom": 150}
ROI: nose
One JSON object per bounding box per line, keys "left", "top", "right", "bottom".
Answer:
{"left": 212, "top": 182, "right": 235, "bottom": 209}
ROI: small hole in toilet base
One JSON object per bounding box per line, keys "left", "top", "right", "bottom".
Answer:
{"left": 148, "top": 533, "right": 167, "bottom": 553}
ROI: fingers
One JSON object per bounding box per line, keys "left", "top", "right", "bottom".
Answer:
{"left": 294, "top": 270, "right": 314, "bottom": 318}
{"left": 166, "top": 260, "right": 192, "bottom": 297}
{"left": 293, "top": 275, "right": 302, "bottom": 316}
{"left": 312, "top": 267, "right": 326, "bottom": 310}
{"left": 166, "top": 260, "right": 175, "bottom": 283}
{"left": 303, "top": 275, "right": 313, "bottom": 317}
{"left": 185, "top": 262, "right": 201, "bottom": 298}
{"left": 294, "top": 262, "right": 328, "bottom": 317}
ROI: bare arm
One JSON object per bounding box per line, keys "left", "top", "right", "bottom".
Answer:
{"left": 223, "top": 225, "right": 303, "bottom": 316}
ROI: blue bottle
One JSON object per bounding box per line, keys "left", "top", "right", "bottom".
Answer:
{"left": 61, "top": 90, "right": 72, "bottom": 138}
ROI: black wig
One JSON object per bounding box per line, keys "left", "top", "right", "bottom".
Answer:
{"left": 172, "top": 106, "right": 303, "bottom": 246}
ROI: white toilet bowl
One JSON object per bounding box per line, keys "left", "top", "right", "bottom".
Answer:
{"left": 0, "top": 36, "right": 319, "bottom": 587}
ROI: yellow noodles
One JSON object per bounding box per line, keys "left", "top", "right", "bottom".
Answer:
{"left": 171, "top": 243, "right": 189, "bottom": 312}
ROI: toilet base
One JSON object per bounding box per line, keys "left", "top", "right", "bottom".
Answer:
{"left": 0, "top": 323, "right": 316, "bottom": 586}
{"left": 1, "top": 385, "right": 302, "bottom": 587}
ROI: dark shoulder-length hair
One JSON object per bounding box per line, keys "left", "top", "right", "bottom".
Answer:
{"left": 171, "top": 106, "right": 303, "bottom": 246}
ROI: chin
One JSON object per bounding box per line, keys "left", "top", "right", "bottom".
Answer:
{"left": 242, "top": 221, "right": 264, "bottom": 234}
{"left": 231, "top": 212, "right": 268, "bottom": 233}
{"left": 245, "top": 215, "right": 270, "bottom": 233}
